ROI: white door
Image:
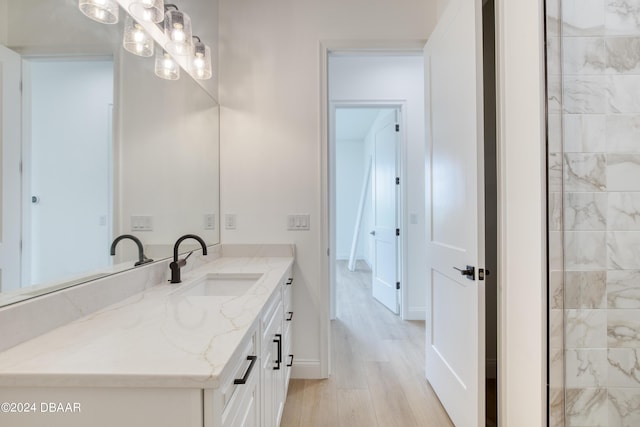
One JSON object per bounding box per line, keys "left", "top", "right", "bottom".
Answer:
{"left": 371, "top": 110, "right": 399, "bottom": 314}
{"left": 424, "top": 0, "right": 486, "bottom": 426}
{"left": 0, "top": 45, "right": 22, "bottom": 292}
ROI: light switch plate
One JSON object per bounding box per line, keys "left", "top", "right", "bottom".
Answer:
{"left": 131, "top": 215, "right": 153, "bottom": 231}
{"left": 225, "top": 213, "right": 236, "bottom": 230}
{"left": 204, "top": 214, "right": 216, "bottom": 230}
{"left": 287, "top": 214, "right": 310, "bottom": 231}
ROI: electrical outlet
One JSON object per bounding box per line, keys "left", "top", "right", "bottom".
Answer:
{"left": 225, "top": 213, "right": 236, "bottom": 230}
{"left": 204, "top": 214, "right": 216, "bottom": 230}
{"left": 287, "top": 214, "right": 310, "bottom": 231}
{"left": 131, "top": 215, "right": 153, "bottom": 231}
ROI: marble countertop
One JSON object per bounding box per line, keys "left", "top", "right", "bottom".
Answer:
{"left": 0, "top": 256, "right": 293, "bottom": 389}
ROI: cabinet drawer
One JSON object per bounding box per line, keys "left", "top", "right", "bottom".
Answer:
{"left": 261, "top": 293, "right": 282, "bottom": 342}
{"left": 219, "top": 330, "right": 257, "bottom": 414}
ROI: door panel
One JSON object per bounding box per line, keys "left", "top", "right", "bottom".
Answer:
{"left": 0, "top": 45, "right": 22, "bottom": 291}
{"left": 372, "top": 111, "right": 399, "bottom": 314}
{"left": 424, "top": 0, "right": 486, "bottom": 426}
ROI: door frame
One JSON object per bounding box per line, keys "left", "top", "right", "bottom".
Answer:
{"left": 328, "top": 102, "right": 406, "bottom": 320}
{"left": 320, "top": 40, "right": 425, "bottom": 378}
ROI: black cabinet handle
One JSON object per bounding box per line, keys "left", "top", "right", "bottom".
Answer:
{"left": 273, "top": 334, "right": 282, "bottom": 370}
{"left": 287, "top": 354, "right": 294, "bottom": 367}
{"left": 286, "top": 311, "right": 293, "bottom": 321}
{"left": 286, "top": 278, "right": 293, "bottom": 286}
{"left": 234, "top": 355, "right": 257, "bottom": 385}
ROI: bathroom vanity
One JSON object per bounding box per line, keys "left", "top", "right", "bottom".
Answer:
{"left": 0, "top": 248, "right": 294, "bottom": 427}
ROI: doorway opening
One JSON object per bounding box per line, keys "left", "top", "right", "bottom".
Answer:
{"left": 333, "top": 106, "right": 401, "bottom": 318}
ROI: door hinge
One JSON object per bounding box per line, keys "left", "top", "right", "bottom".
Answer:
{"left": 19, "top": 80, "right": 22, "bottom": 92}
{"left": 19, "top": 161, "right": 23, "bottom": 174}
{"left": 395, "top": 177, "right": 400, "bottom": 185}
{"left": 396, "top": 228, "right": 400, "bottom": 236}
{"left": 395, "top": 124, "right": 400, "bottom": 132}
{"left": 396, "top": 281, "right": 400, "bottom": 290}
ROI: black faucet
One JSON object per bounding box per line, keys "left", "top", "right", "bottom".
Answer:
{"left": 110, "top": 234, "right": 154, "bottom": 267}
{"left": 169, "top": 234, "right": 208, "bottom": 283}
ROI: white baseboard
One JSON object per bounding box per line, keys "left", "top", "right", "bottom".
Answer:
{"left": 404, "top": 306, "right": 426, "bottom": 321}
{"left": 290, "top": 358, "right": 323, "bottom": 379}
{"left": 487, "top": 358, "right": 497, "bottom": 379}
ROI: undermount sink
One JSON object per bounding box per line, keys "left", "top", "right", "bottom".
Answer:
{"left": 174, "top": 273, "right": 263, "bottom": 297}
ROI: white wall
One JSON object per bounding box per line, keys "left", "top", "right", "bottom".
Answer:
{"left": 219, "top": 0, "right": 436, "bottom": 377}
{"left": 0, "top": 0, "right": 7, "bottom": 45}
{"left": 335, "top": 139, "right": 366, "bottom": 261}
{"left": 330, "top": 55, "right": 426, "bottom": 319}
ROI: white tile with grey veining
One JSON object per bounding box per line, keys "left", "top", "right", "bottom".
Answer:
{"left": 565, "top": 387, "right": 609, "bottom": 426}
{"left": 550, "top": 387, "right": 565, "bottom": 427}
{"left": 547, "top": 0, "right": 561, "bottom": 37}
{"left": 606, "top": 37, "right": 640, "bottom": 73}
{"left": 564, "top": 37, "right": 607, "bottom": 74}
{"left": 608, "top": 193, "right": 640, "bottom": 230}
{"left": 565, "top": 271, "right": 607, "bottom": 308}
{"left": 550, "top": 347, "right": 565, "bottom": 388}
{"left": 564, "top": 76, "right": 609, "bottom": 114}
{"left": 566, "top": 309, "right": 608, "bottom": 348}
{"left": 548, "top": 37, "right": 562, "bottom": 76}
{"left": 608, "top": 348, "right": 640, "bottom": 387}
{"left": 607, "top": 154, "right": 640, "bottom": 191}
{"left": 550, "top": 74, "right": 563, "bottom": 114}
{"left": 550, "top": 153, "right": 564, "bottom": 193}
{"left": 608, "top": 231, "right": 640, "bottom": 268}
{"left": 607, "top": 75, "right": 640, "bottom": 113}
{"left": 550, "top": 270, "right": 564, "bottom": 309}
{"left": 606, "top": 114, "right": 640, "bottom": 152}
{"left": 567, "top": 349, "right": 609, "bottom": 387}
{"left": 609, "top": 388, "right": 640, "bottom": 426}
{"left": 606, "top": 0, "right": 640, "bottom": 35}
{"left": 550, "top": 192, "right": 563, "bottom": 231}
{"left": 608, "top": 309, "right": 640, "bottom": 347}
{"left": 551, "top": 308, "right": 565, "bottom": 349}
{"left": 565, "top": 193, "right": 608, "bottom": 230}
{"left": 565, "top": 231, "right": 608, "bottom": 270}
{"left": 549, "top": 114, "right": 563, "bottom": 153}
{"left": 564, "top": 114, "right": 606, "bottom": 153}
{"left": 563, "top": 0, "right": 606, "bottom": 36}
{"left": 608, "top": 270, "right": 640, "bottom": 308}
{"left": 565, "top": 154, "right": 607, "bottom": 192}
{"left": 550, "top": 231, "right": 565, "bottom": 271}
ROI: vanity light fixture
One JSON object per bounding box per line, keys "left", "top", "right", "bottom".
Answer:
{"left": 190, "top": 36, "right": 212, "bottom": 80}
{"left": 123, "top": 15, "right": 154, "bottom": 57}
{"left": 163, "top": 5, "right": 193, "bottom": 56}
{"left": 128, "top": 0, "right": 164, "bottom": 24}
{"left": 155, "top": 49, "right": 180, "bottom": 80}
{"left": 78, "top": 0, "right": 119, "bottom": 24}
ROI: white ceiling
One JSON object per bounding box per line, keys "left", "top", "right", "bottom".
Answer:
{"left": 335, "top": 108, "right": 383, "bottom": 141}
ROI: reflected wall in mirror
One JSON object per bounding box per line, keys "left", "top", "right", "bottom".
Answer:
{"left": 0, "top": 0, "right": 220, "bottom": 306}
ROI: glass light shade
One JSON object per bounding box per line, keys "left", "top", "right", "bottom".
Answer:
{"left": 191, "top": 41, "right": 212, "bottom": 80}
{"left": 155, "top": 50, "right": 180, "bottom": 80}
{"left": 79, "top": 0, "right": 119, "bottom": 24}
{"left": 164, "top": 10, "right": 193, "bottom": 56}
{"left": 123, "top": 16, "right": 154, "bottom": 57}
{"left": 128, "top": 0, "right": 164, "bottom": 23}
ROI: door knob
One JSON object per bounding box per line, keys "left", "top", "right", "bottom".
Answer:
{"left": 370, "top": 230, "right": 375, "bottom": 236}
{"left": 453, "top": 265, "right": 475, "bottom": 280}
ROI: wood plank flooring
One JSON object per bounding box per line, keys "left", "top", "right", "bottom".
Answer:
{"left": 281, "top": 261, "right": 454, "bottom": 427}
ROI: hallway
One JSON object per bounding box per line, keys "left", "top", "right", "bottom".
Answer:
{"left": 281, "top": 261, "right": 453, "bottom": 427}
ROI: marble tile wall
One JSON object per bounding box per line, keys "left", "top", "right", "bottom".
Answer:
{"left": 547, "top": 0, "right": 640, "bottom": 425}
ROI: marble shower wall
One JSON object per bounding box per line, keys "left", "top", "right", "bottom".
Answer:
{"left": 547, "top": 0, "right": 640, "bottom": 425}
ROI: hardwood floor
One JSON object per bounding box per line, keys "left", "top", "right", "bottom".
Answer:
{"left": 280, "top": 261, "right": 453, "bottom": 427}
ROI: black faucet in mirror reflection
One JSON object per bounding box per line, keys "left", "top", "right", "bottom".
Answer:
{"left": 170, "top": 234, "right": 208, "bottom": 283}
{"left": 110, "top": 235, "right": 154, "bottom": 267}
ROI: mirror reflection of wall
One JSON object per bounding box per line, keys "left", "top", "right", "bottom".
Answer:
{"left": 0, "top": 0, "right": 220, "bottom": 305}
